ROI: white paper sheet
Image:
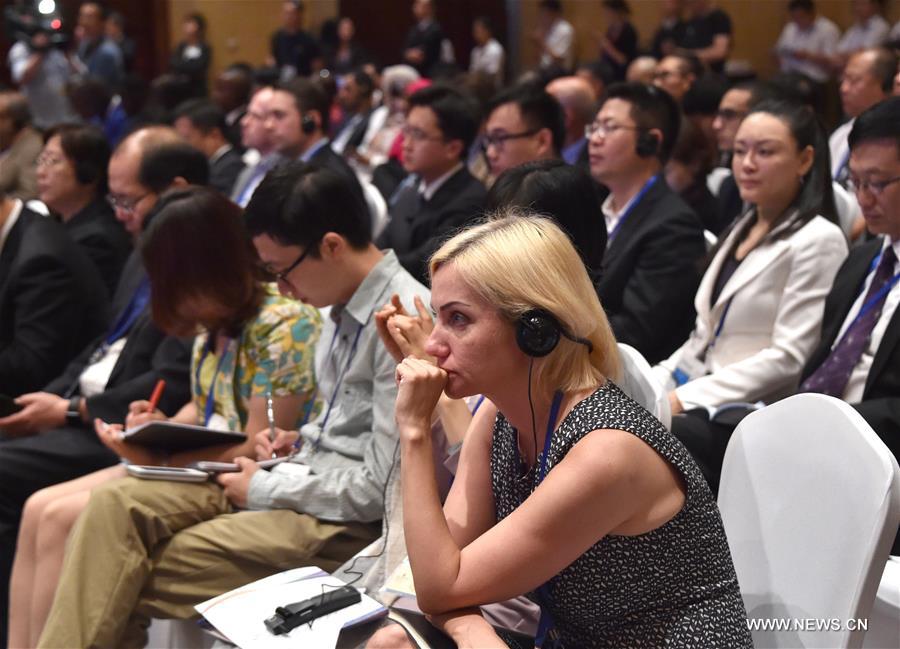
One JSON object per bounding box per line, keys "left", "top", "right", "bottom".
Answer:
{"left": 196, "top": 569, "right": 386, "bottom": 649}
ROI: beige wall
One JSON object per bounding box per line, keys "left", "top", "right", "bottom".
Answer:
{"left": 167, "top": 0, "right": 338, "bottom": 82}
{"left": 518, "top": 0, "right": 900, "bottom": 79}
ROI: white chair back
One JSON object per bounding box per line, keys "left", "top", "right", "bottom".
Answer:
{"left": 616, "top": 343, "right": 671, "bottom": 430}
{"left": 362, "top": 181, "right": 390, "bottom": 240}
{"left": 718, "top": 394, "right": 900, "bottom": 649}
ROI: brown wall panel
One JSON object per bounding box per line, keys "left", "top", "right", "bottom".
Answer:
{"left": 517, "top": 0, "right": 900, "bottom": 80}
{"left": 166, "top": 0, "right": 338, "bottom": 84}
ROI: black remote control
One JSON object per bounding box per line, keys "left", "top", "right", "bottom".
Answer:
{"left": 264, "top": 585, "right": 362, "bottom": 635}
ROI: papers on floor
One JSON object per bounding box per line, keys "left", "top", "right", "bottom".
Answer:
{"left": 195, "top": 566, "right": 386, "bottom": 649}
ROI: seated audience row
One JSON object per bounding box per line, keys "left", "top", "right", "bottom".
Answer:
{"left": 4, "top": 10, "right": 900, "bottom": 641}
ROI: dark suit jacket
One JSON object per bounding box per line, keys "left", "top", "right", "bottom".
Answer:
{"left": 63, "top": 198, "right": 131, "bottom": 297}
{"left": 596, "top": 177, "right": 705, "bottom": 365}
{"left": 0, "top": 206, "right": 110, "bottom": 396}
{"left": 308, "top": 143, "right": 368, "bottom": 219}
{"left": 337, "top": 109, "right": 374, "bottom": 154}
{"left": 800, "top": 238, "right": 900, "bottom": 462}
{"left": 44, "top": 250, "right": 192, "bottom": 424}
{"left": 404, "top": 21, "right": 445, "bottom": 76}
{"left": 224, "top": 107, "right": 247, "bottom": 151}
{"left": 376, "top": 166, "right": 486, "bottom": 283}
{"left": 210, "top": 146, "right": 246, "bottom": 196}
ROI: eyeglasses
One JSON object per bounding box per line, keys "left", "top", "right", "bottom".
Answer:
{"left": 584, "top": 121, "right": 641, "bottom": 139}
{"left": 652, "top": 70, "right": 683, "bottom": 81}
{"left": 481, "top": 128, "right": 540, "bottom": 153}
{"left": 35, "top": 154, "right": 66, "bottom": 168}
{"left": 269, "top": 245, "right": 313, "bottom": 285}
{"left": 107, "top": 192, "right": 151, "bottom": 214}
{"left": 715, "top": 108, "right": 747, "bottom": 122}
{"left": 401, "top": 125, "right": 446, "bottom": 143}
{"left": 848, "top": 175, "right": 900, "bottom": 197}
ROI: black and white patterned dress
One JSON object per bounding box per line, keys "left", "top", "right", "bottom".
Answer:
{"left": 490, "top": 381, "right": 752, "bottom": 648}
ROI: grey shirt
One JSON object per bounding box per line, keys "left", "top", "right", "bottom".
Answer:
{"left": 247, "top": 250, "right": 430, "bottom": 522}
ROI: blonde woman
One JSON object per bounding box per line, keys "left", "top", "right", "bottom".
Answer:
{"left": 379, "top": 214, "right": 752, "bottom": 648}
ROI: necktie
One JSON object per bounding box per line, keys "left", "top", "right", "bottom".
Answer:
{"left": 801, "top": 246, "right": 898, "bottom": 397}
{"left": 236, "top": 159, "right": 275, "bottom": 207}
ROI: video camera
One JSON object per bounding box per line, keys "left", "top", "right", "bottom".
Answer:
{"left": 3, "top": 2, "right": 68, "bottom": 52}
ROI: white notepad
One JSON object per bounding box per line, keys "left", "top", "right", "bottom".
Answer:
{"left": 195, "top": 567, "right": 387, "bottom": 649}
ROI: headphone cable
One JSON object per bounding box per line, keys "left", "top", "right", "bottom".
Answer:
{"left": 528, "top": 358, "right": 538, "bottom": 472}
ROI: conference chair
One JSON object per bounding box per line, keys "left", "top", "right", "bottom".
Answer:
{"left": 617, "top": 342, "right": 671, "bottom": 429}
{"left": 718, "top": 393, "right": 900, "bottom": 649}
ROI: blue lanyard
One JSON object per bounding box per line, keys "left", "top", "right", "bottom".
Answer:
{"left": 195, "top": 337, "right": 233, "bottom": 427}
{"left": 107, "top": 278, "right": 151, "bottom": 345}
{"left": 87, "top": 278, "right": 151, "bottom": 365}
{"left": 310, "top": 322, "right": 365, "bottom": 450}
{"left": 535, "top": 390, "right": 564, "bottom": 649}
{"left": 607, "top": 175, "right": 659, "bottom": 244}
{"left": 711, "top": 297, "right": 733, "bottom": 344}
{"left": 843, "top": 249, "right": 900, "bottom": 334}
{"left": 672, "top": 297, "right": 733, "bottom": 387}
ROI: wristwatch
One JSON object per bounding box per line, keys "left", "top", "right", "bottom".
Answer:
{"left": 66, "top": 396, "right": 84, "bottom": 427}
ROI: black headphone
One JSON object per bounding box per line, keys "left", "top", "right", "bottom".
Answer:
{"left": 73, "top": 158, "right": 103, "bottom": 186}
{"left": 635, "top": 131, "right": 660, "bottom": 158}
{"left": 301, "top": 114, "right": 317, "bottom": 134}
{"left": 516, "top": 309, "right": 594, "bottom": 358}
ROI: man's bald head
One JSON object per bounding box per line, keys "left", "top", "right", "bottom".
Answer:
{"left": 626, "top": 56, "right": 658, "bottom": 84}
{"left": 113, "top": 126, "right": 181, "bottom": 161}
{"left": 108, "top": 127, "right": 179, "bottom": 236}
{"left": 841, "top": 48, "right": 896, "bottom": 117}
{"left": 546, "top": 76, "right": 597, "bottom": 144}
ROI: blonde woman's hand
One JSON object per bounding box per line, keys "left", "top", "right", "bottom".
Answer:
{"left": 386, "top": 295, "right": 435, "bottom": 362}
{"left": 375, "top": 296, "right": 403, "bottom": 363}
{"left": 395, "top": 356, "right": 447, "bottom": 440}
{"left": 376, "top": 294, "right": 434, "bottom": 362}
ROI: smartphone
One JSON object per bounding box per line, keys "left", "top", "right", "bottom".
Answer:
{"left": 0, "top": 394, "right": 23, "bottom": 417}
{"left": 189, "top": 456, "right": 291, "bottom": 474}
{"left": 126, "top": 465, "right": 210, "bottom": 482}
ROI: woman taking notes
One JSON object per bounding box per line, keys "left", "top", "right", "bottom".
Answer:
{"left": 387, "top": 214, "right": 752, "bottom": 647}
{"left": 656, "top": 100, "right": 848, "bottom": 493}
{"left": 8, "top": 187, "right": 320, "bottom": 648}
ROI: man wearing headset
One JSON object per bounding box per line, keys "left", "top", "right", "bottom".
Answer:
{"left": 587, "top": 82, "right": 706, "bottom": 365}
{"left": 266, "top": 78, "right": 369, "bottom": 220}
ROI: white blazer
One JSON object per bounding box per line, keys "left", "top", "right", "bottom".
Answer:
{"left": 654, "top": 211, "right": 848, "bottom": 409}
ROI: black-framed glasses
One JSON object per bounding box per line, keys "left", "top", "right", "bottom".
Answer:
{"left": 271, "top": 246, "right": 312, "bottom": 284}
{"left": 584, "top": 121, "right": 641, "bottom": 139}
{"left": 715, "top": 108, "right": 747, "bottom": 122}
{"left": 848, "top": 175, "right": 900, "bottom": 197}
{"left": 481, "top": 128, "right": 541, "bottom": 153}
{"left": 401, "top": 125, "right": 446, "bottom": 143}
{"left": 652, "top": 69, "right": 684, "bottom": 81}
{"left": 107, "top": 192, "right": 151, "bottom": 214}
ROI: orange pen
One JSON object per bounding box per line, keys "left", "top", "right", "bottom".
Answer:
{"left": 148, "top": 379, "right": 166, "bottom": 412}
